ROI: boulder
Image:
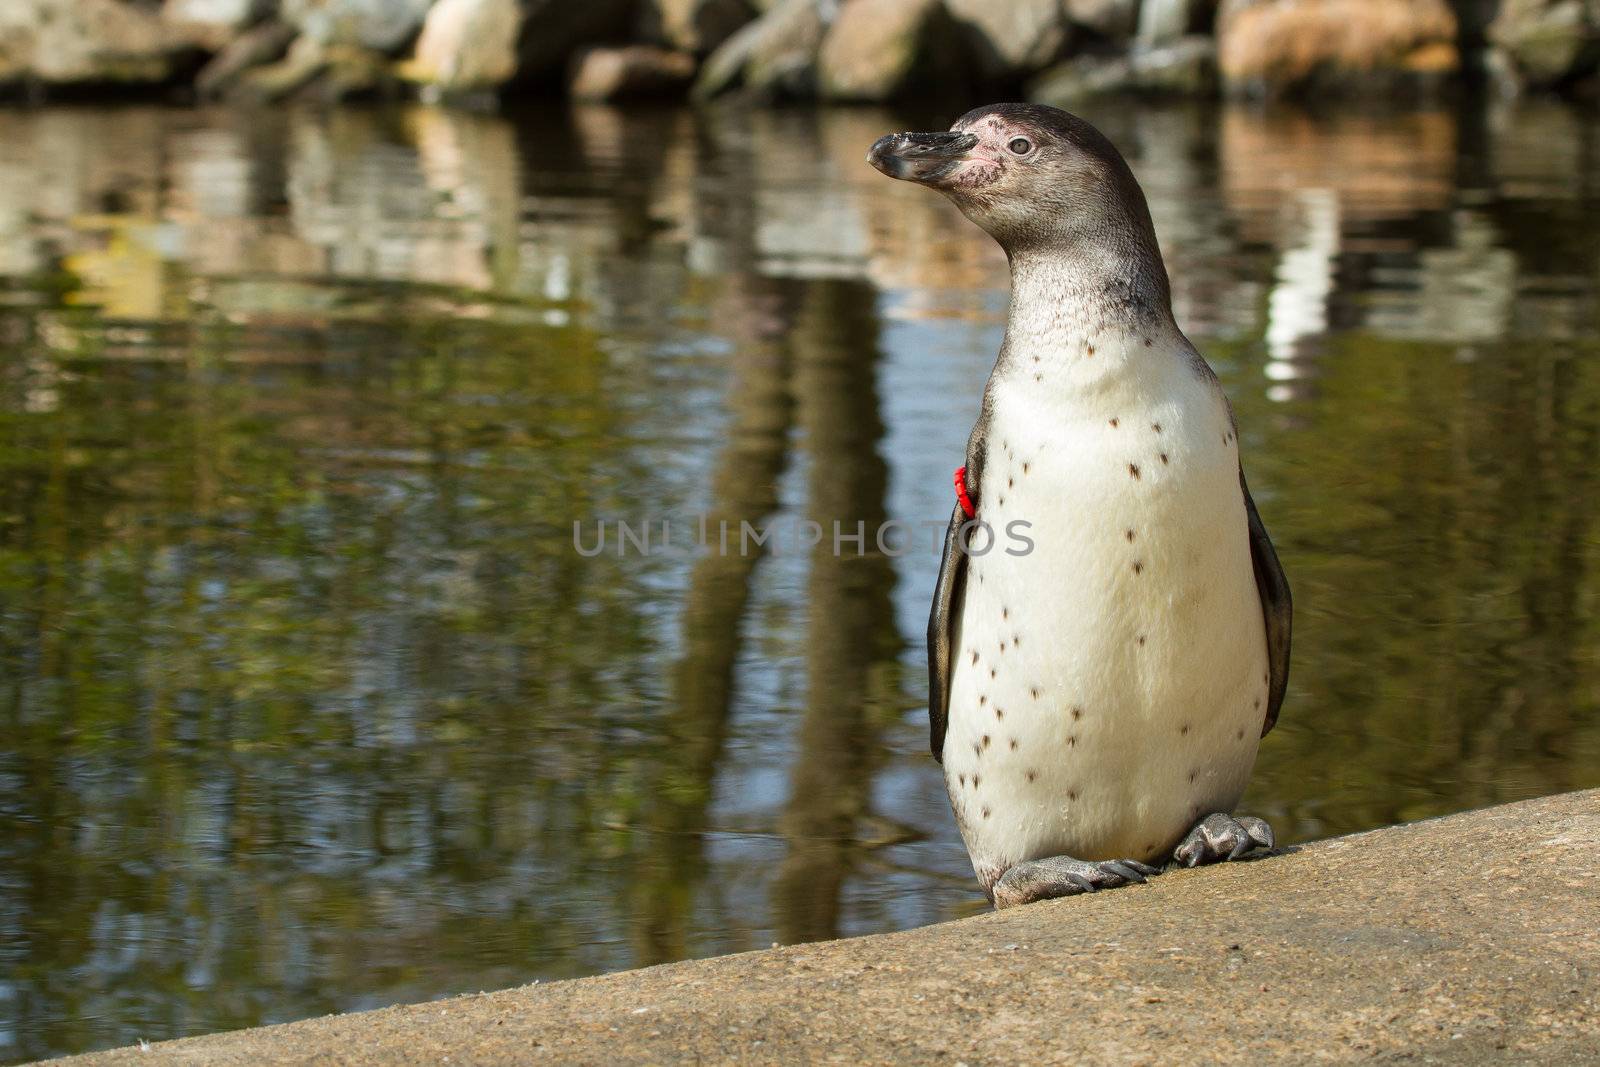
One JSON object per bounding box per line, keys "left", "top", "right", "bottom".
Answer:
{"left": 406, "top": 0, "right": 638, "bottom": 94}
{"left": 1064, "top": 0, "right": 1141, "bottom": 39}
{"left": 161, "top": 0, "right": 275, "bottom": 51}
{"left": 0, "top": 0, "right": 190, "bottom": 87}
{"left": 1489, "top": 0, "right": 1600, "bottom": 88}
{"left": 1137, "top": 0, "right": 1216, "bottom": 46}
{"left": 238, "top": 30, "right": 328, "bottom": 96}
{"left": 1030, "top": 35, "right": 1217, "bottom": 102}
{"left": 945, "top": 0, "right": 1075, "bottom": 81}
{"left": 1452, "top": 0, "right": 1501, "bottom": 46}
{"left": 317, "top": 41, "right": 398, "bottom": 95}
{"left": 1216, "top": 0, "right": 1459, "bottom": 97}
{"left": 509, "top": 0, "right": 644, "bottom": 81}
{"left": 195, "top": 17, "right": 297, "bottom": 95}
{"left": 693, "top": 0, "right": 837, "bottom": 100}
{"left": 816, "top": 0, "right": 968, "bottom": 101}
{"left": 406, "top": 0, "right": 521, "bottom": 92}
{"left": 239, "top": 31, "right": 397, "bottom": 98}
{"left": 281, "top": 0, "right": 434, "bottom": 54}
{"left": 569, "top": 44, "right": 696, "bottom": 99}
{"left": 638, "top": 0, "right": 756, "bottom": 54}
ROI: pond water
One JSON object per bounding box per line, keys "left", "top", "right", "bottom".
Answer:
{"left": 2, "top": 96, "right": 1599, "bottom": 1061}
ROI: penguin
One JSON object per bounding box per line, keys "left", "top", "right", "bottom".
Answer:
{"left": 868, "top": 104, "right": 1292, "bottom": 909}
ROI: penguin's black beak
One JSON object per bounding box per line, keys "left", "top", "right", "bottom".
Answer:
{"left": 868, "top": 131, "right": 978, "bottom": 185}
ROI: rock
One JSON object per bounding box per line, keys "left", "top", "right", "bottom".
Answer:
{"left": 1489, "top": 0, "right": 1600, "bottom": 88}
{"left": 239, "top": 30, "right": 329, "bottom": 96}
{"left": 1452, "top": 0, "right": 1502, "bottom": 45}
{"left": 569, "top": 44, "right": 696, "bottom": 99}
{"left": 1133, "top": 35, "right": 1219, "bottom": 92}
{"left": 161, "top": 0, "right": 275, "bottom": 51}
{"left": 195, "top": 17, "right": 297, "bottom": 95}
{"left": 816, "top": 0, "right": 968, "bottom": 101}
{"left": 1064, "top": 0, "right": 1141, "bottom": 39}
{"left": 0, "top": 0, "right": 191, "bottom": 87}
{"left": 1216, "top": 0, "right": 1459, "bottom": 97}
{"left": 317, "top": 41, "right": 398, "bottom": 96}
{"left": 693, "top": 0, "right": 837, "bottom": 100}
{"left": 945, "top": 0, "right": 1075, "bottom": 81}
{"left": 236, "top": 31, "right": 395, "bottom": 99}
{"left": 281, "top": 0, "right": 434, "bottom": 54}
{"left": 691, "top": 14, "right": 763, "bottom": 96}
{"left": 406, "top": 0, "right": 638, "bottom": 95}
{"left": 405, "top": 0, "right": 521, "bottom": 93}
{"left": 638, "top": 0, "right": 756, "bottom": 54}
{"left": 508, "top": 0, "right": 645, "bottom": 82}
{"left": 1030, "top": 35, "right": 1218, "bottom": 102}
{"left": 1137, "top": 0, "right": 1215, "bottom": 47}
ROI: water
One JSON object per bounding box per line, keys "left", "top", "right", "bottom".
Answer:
{"left": 1, "top": 96, "right": 1598, "bottom": 1062}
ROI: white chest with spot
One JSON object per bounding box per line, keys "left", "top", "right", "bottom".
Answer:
{"left": 942, "top": 324, "right": 1269, "bottom": 888}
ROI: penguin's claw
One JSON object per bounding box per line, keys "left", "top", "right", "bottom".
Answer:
{"left": 1173, "top": 813, "right": 1275, "bottom": 868}
{"left": 991, "top": 855, "right": 1160, "bottom": 909}
{"left": 1102, "top": 859, "right": 1161, "bottom": 883}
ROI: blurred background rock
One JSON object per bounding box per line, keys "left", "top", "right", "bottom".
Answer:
{"left": 3, "top": 0, "right": 1600, "bottom": 104}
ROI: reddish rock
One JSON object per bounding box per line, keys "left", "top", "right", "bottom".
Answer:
{"left": 1217, "top": 0, "right": 1459, "bottom": 96}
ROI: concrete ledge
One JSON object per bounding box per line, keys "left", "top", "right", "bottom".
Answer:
{"left": 60, "top": 790, "right": 1600, "bottom": 1065}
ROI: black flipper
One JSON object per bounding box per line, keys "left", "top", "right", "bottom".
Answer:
{"left": 1241, "top": 469, "right": 1292, "bottom": 736}
{"left": 928, "top": 422, "right": 990, "bottom": 763}
{"left": 927, "top": 500, "right": 969, "bottom": 763}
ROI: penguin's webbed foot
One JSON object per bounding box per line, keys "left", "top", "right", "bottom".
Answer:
{"left": 1172, "top": 813, "right": 1274, "bottom": 868}
{"left": 991, "top": 856, "right": 1161, "bottom": 909}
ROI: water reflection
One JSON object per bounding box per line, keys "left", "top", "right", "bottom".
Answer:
{"left": 2, "top": 97, "right": 1600, "bottom": 1061}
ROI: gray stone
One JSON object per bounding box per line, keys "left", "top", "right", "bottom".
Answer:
{"left": 1135, "top": 35, "right": 1219, "bottom": 92}
{"left": 1137, "top": 0, "right": 1215, "bottom": 46}
{"left": 816, "top": 0, "right": 967, "bottom": 101}
{"left": 690, "top": 13, "right": 764, "bottom": 96}
{"left": 946, "top": 0, "right": 1074, "bottom": 80}
{"left": 238, "top": 30, "right": 329, "bottom": 96}
{"left": 569, "top": 44, "right": 696, "bottom": 99}
{"left": 1030, "top": 35, "right": 1218, "bottom": 102}
{"left": 1064, "top": 0, "right": 1140, "bottom": 39}
{"left": 693, "top": 0, "right": 837, "bottom": 100}
{"left": 282, "top": 0, "right": 434, "bottom": 54}
{"left": 194, "top": 17, "right": 297, "bottom": 96}
{"left": 1489, "top": 0, "right": 1600, "bottom": 87}
{"left": 240, "top": 32, "right": 398, "bottom": 99}
{"left": 164, "top": 0, "right": 273, "bottom": 23}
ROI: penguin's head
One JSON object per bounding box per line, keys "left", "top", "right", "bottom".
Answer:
{"left": 868, "top": 103, "right": 1158, "bottom": 260}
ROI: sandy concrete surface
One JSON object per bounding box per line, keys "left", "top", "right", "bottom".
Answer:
{"left": 54, "top": 790, "right": 1600, "bottom": 1065}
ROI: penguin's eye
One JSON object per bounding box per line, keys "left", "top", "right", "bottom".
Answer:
{"left": 1007, "top": 137, "right": 1033, "bottom": 156}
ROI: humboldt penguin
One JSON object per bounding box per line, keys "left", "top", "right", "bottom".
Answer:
{"left": 868, "top": 104, "right": 1292, "bottom": 909}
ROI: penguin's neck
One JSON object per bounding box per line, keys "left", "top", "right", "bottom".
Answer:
{"left": 997, "top": 246, "right": 1180, "bottom": 396}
